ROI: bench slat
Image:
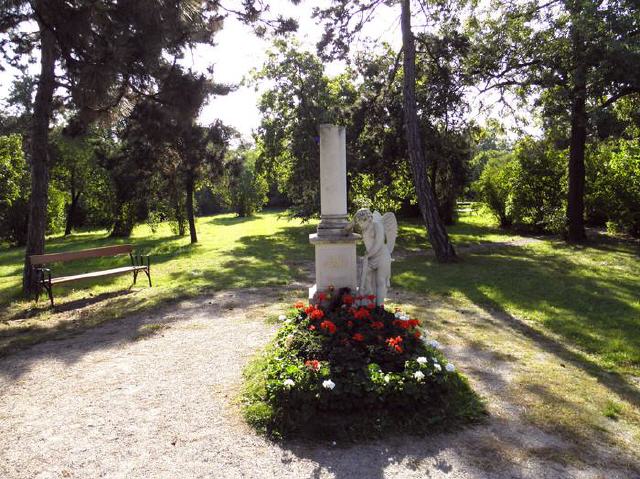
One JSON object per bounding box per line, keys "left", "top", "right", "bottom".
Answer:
{"left": 30, "top": 245, "right": 134, "bottom": 265}
{"left": 50, "top": 265, "right": 148, "bottom": 284}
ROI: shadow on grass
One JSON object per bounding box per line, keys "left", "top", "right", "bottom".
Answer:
{"left": 207, "top": 215, "right": 256, "bottom": 226}
{"left": 164, "top": 223, "right": 316, "bottom": 289}
{"left": 395, "top": 244, "right": 640, "bottom": 408}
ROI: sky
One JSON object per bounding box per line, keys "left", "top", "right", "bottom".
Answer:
{"left": 196, "top": 1, "right": 402, "bottom": 139}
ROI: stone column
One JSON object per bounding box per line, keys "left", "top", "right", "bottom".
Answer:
{"left": 309, "top": 124, "right": 360, "bottom": 300}
{"left": 317, "top": 124, "right": 349, "bottom": 235}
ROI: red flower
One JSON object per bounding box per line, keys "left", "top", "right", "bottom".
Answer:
{"left": 347, "top": 320, "right": 354, "bottom": 328}
{"left": 386, "top": 336, "right": 403, "bottom": 353}
{"left": 393, "top": 319, "right": 411, "bottom": 330}
{"left": 305, "top": 359, "right": 320, "bottom": 371}
{"left": 304, "top": 305, "right": 315, "bottom": 315}
{"left": 371, "top": 321, "right": 384, "bottom": 330}
{"left": 310, "top": 309, "right": 325, "bottom": 320}
{"left": 320, "top": 320, "right": 337, "bottom": 334}
{"left": 409, "top": 319, "right": 421, "bottom": 328}
{"left": 342, "top": 294, "right": 354, "bottom": 305}
{"left": 308, "top": 325, "right": 316, "bottom": 331}
{"left": 294, "top": 301, "right": 305, "bottom": 309}
{"left": 366, "top": 302, "right": 375, "bottom": 310}
{"left": 414, "top": 331, "right": 421, "bottom": 338}
{"left": 367, "top": 294, "right": 376, "bottom": 301}
{"left": 352, "top": 333, "right": 364, "bottom": 342}
{"left": 354, "top": 308, "right": 371, "bottom": 320}
{"left": 317, "top": 292, "right": 327, "bottom": 302}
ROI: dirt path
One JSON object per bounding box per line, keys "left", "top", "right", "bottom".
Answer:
{"left": 1, "top": 287, "right": 638, "bottom": 479}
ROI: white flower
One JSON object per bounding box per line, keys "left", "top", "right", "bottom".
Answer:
{"left": 283, "top": 378, "right": 295, "bottom": 388}
{"left": 413, "top": 371, "right": 425, "bottom": 381}
{"left": 322, "top": 379, "right": 336, "bottom": 390}
{"left": 445, "top": 363, "right": 456, "bottom": 373}
{"left": 434, "top": 363, "right": 442, "bottom": 372}
{"left": 416, "top": 356, "right": 428, "bottom": 365}
{"left": 401, "top": 314, "right": 409, "bottom": 321}
{"left": 278, "top": 314, "right": 287, "bottom": 321}
{"left": 394, "top": 312, "right": 402, "bottom": 318}
{"left": 384, "top": 374, "right": 391, "bottom": 383}
{"left": 428, "top": 339, "right": 441, "bottom": 349}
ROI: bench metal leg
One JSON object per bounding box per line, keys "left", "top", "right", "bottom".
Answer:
{"left": 44, "top": 283, "right": 54, "bottom": 307}
{"left": 133, "top": 270, "right": 138, "bottom": 285}
{"left": 145, "top": 269, "right": 152, "bottom": 287}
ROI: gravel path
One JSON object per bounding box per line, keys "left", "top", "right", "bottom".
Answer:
{"left": 1, "top": 287, "right": 638, "bottom": 479}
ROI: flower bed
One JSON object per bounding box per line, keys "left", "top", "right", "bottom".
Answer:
{"left": 242, "top": 289, "right": 485, "bottom": 440}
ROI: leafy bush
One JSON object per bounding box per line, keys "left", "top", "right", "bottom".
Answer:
{"left": 474, "top": 138, "right": 566, "bottom": 234}
{"left": 509, "top": 138, "right": 567, "bottom": 233}
{"left": 473, "top": 150, "right": 516, "bottom": 227}
{"left": 587, "top": 139, "right": 640, "bottom": 237}
{"left": 217, "top": 148, "right": 268, "bottom": 217}
{"left": 242, "top": 290, "right": 485, "bottom": 440}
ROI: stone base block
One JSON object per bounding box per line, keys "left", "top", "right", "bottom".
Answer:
{"left": 309, "top": 233, "right": 359, "bottom": 295}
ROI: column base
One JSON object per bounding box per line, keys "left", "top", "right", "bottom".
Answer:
{"left": 309, "top": 232, "right": 360, "bottom": 294}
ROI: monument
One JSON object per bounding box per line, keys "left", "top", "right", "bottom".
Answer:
{"left": 308, "top": 124, "right": 360, "bottom": 300}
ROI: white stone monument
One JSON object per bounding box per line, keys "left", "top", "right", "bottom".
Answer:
{"left": 309, "top": 124, "right": 360, "bottom": 300}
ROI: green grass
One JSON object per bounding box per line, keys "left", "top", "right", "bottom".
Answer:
{"left": 1, "top": 208, "right": 638, "bottom": 379}
{"left": 394, "top": 233, "right": 640, "bottom": 375}
{"left": 0, "top": 210, "right": 316, "bottom": 355}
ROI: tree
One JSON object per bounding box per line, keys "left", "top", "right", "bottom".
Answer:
{"left": 50, "top": 128, "right": 111, "bottom": 236}
{"left": 222, "top": 146, "right": 269, "bottom": 217}
{"left": 179, "top": 122, "right": 231, "bottom": 243}
{"left": 0, "top": 134, "right": 29, "bottom": 245}
{"left": 315, "top": 0, "right": 458, "bottom": 261}
{"left": 468, "top": 0, "right": 640, "bottom": 241}
{"left": 1, "top": 0, "right": 226, "bottom": 293}
{"left": 254, "top": 40, "right": 356, "bottom": 219}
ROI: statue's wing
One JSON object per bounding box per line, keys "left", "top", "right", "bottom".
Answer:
{"left": 382, "top": 212, "right": 398, "bottom": 254}
{"left": 372, "top": 211, "right": 383, "bottom": 224}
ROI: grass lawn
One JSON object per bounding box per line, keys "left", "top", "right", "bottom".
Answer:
{"left": 1, "top": 208, "right": 638, "bottom": 380}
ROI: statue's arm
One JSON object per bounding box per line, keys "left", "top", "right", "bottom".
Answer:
{"left": 343, "top": 220, "right": 354, "bottom": 234}
{"left": 367, "top": 223, "right": 385, "bottom": 256}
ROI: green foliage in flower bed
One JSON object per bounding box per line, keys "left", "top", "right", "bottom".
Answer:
{"left": 242, "top": 290, "right": 485, "bottom": 441}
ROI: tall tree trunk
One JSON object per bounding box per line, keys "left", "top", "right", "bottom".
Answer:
{"left": 65, "top": 188, "right": 81, "bottom": 236}
{"left": 400, "top": 0, "right": 456, "bottom": 262}
{"left": 567, "top": 11, "right": 587, "bottom": 243}
{"left": 186, "top": 174, "right": 198, "bottom": 244}
{"left": 111, "top": 201, "right": 135, "bottom": 237}
{"left": 22, "top": 20, "right": 57, "bottom": 294}
{"left": 567, "top": 84, "right": 587, "bottom": 242}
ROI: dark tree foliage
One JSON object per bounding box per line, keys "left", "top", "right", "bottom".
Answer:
{"left": 0, "top": 0, "right": 227, "bottom": 293}
{"left": 103, "top": 65, "right": 231, "bottom": 243}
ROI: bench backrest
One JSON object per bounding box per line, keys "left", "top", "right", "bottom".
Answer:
{"left": 29, "top": 245, "right": 134, "bottom": 265}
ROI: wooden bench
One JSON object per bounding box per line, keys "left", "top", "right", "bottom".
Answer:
{"left": 29, "top": 245, "right": 151, "bottom": 306}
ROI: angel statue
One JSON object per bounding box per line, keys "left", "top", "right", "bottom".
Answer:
{"left": 350, "top": 208, "right": 398, "bottom": 306}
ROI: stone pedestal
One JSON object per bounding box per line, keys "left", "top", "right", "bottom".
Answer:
{"left": 309, "top": 233, "right": 359, "bottom": 298}
{"left": 309, "top": 124, "right": 360, "bottom": 300}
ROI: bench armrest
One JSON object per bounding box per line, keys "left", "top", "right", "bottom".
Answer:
{"left": 33, "top": 267, "right": 51, "bottom": 284}
{"left": 130, "top": 253, "right": 151, "bottom": 268}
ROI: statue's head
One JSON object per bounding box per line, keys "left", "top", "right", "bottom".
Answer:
{"left": 354, "top": 208, "right": 373, "bottom": 229}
